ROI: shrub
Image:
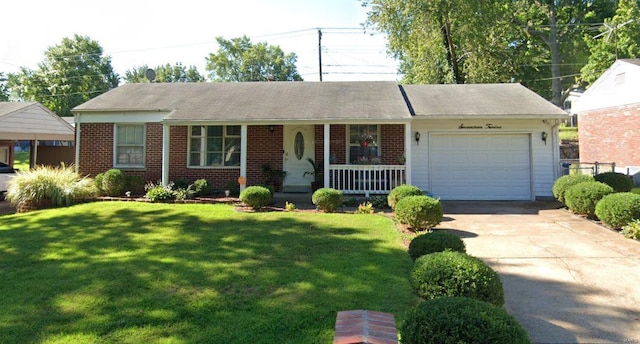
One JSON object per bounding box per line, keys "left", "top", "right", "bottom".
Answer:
{"left": 94, "top": 172, "right": 105, "bottom": 195}
{"left": 5, "top": 165, "right": 97, "bottom": 209}
{"left": 565, "top": 181, "right": 614, "bottom": 218}
{"left": 192, "top": 178, "right": 211, "bottom": 196}
{"left": 356, "top": 201, "right": 375, "bottom": 214}
{"left": 395, "top": 195, "right": 443, "bottom": 231}
{"left": 312, "top": 188, "right": 344, "bottom": 213}
{"left": 284, "top": 201, "right": 296, "bottom": 212}
{"left": 400, "top": 297, "right": 530, "bottom": 344}
{"left": 594, "top": 172, "right": 634, "bottom": 193}
{"left": 173, "top": 178, "right": 190, "bottom": 190}
{"left": 144, "top": 182, "right": 176, "bottom": 202}
{"left": 622, "top": 220, "right": 640, "bottom": 240}
{"left": 124, "top": 174, "right": 145, "bottom": 194}
{"left": 342, "top": 197, "right": 360, "bottom": 207}
{"left": 410, "top": 251, "right": 504, "bottom": 306}
{"left": 369, "top": 195, "right": 389, "bottom": 209}
{"left": 408, "top": 231, "right": 466, "bottom": 261}
{"left": 552, "top": 174, "right": 594, "bottom": 204}
{"left": 388, "top": 184, "right": 423, "bottom": 210}
{"left": 102, "top": 169, "right": 126, "bottom": 197}
{"left": 173, "top": 186, "right": 196, "bottom": 201}
{"left": 595, "top": 192, "right": 640, "bottom": 229}
{"left": 239, "top": 186, "right": 272, "bottom": 209}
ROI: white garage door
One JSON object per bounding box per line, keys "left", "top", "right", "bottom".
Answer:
{"left": 429, "top": 134, "right": 532, "bottom": 200}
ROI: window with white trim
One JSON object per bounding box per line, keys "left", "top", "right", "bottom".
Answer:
{"left": 189, "top": 125, "right": 241, "bottom": 167}
{"left": 348, "top": 124, "right": 380, "bottom": 164}
{"left": 114, "top": 124, "right": 145, "bottom": 168}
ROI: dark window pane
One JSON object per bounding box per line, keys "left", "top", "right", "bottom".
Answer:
{"left": 207, "top": 126, "right": 223, "bottom": 137}
{"left": 191, "top": 126, "right": 202, "bottom": 136}
{"left": 207, "top": 138, "right": 222, "bottom": 152}
{"left": 226, "top": 125, "right": 241, "bottom": 136}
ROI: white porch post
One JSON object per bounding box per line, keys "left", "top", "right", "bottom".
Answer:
{"left": 161, "top": 123, "right": 170, "bottom": 186}
{"left": 404, "top": 123, "right": 412, "bottom": 185}
{"left": 74, "top": 114, "right": 81, "bottom": 173}
{"left": 240, "top": 124, "right": 248, "bottom": 192}
{"left": 323, "top": 124, "right": 330, "bottom": 188}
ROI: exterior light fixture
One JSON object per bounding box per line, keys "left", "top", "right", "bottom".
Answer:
{"left": 415, "top": 131, "right": 421, "bottom": 144}
{"left": 541, "top": 131, "right": 548, "bottom": 145}
{"left": 269, "top": 125, "right": 275, "bottom": 134}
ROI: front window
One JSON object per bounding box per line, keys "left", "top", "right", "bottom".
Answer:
{"left": 348, "top": 124, "right": 380, "bottom": 164}
{"left": 189, "top": 125, "right": 241, "bottom": 167}
{"left": 114, "top": 124, "right": 145, "bottom": 168}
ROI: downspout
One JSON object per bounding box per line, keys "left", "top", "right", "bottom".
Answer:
{"left": 74, "top": 113, "right": 81, "bottom": 173}
{"left": 162, "top": 123, "right": 170, "bottom": 186}
{"left": 324, "top": 124, "right": 330, "bottom": 188}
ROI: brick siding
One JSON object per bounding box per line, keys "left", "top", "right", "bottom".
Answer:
{"left": 579, "top": 104, "right": 640, "bottom": 167}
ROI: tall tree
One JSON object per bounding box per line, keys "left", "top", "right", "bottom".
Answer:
{"left": 511, "top": 0, "right": 616, "bottom": 105}
{"left": 363, "top": 0, "right": 522, "bottom": 85}
{"left": 8, "top": 34, "right": 119, "bottom": 116}
{"left": 581, "top": 0, "right": 640, "bottom": 85}
{"left": 124, "top": 62, "right": 205, "bottom": 83}
{"left": 206, "top": 36, "right": 302, "bottom": 82}
{"left": 0, "top": 72, "right": 9, "bottom": 101}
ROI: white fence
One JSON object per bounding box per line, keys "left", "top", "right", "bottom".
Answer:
{"left": 329, "top": 164, "right": 406, "bottom": 196}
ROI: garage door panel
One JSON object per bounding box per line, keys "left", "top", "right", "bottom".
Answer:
{"left": 429, "top": 134, "right": 531, "bottom": 200}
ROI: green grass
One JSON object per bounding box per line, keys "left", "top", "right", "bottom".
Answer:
{"left": 13, "top": 151, "right": 30, "bottom": 171}
{"left": 0, "top": 202, "right": 418, "bottom": 343}
{"left": 559, "top": 126, "right": 578, "bottom": 141}
{"left": 632, "top": 187, "right": 640, "bottom": 195}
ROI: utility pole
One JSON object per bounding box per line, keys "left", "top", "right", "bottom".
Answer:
{"left": 318, "top": 29, "right": 323, "bottom": 81}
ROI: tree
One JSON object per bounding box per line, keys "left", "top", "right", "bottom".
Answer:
{"left": 363, "top": 0, "right": 522, "bottom": 85}
{"left": 8, "top": 34, "right": 119, "bottom": 116}
{"left": 0, "top": 73, "right": 9, "bottom": 101}
{"left": 206, "top": 36, "right": 302, "bottom": 82}
{"left": 124, "top": 62, "right": 205, "bottom": 83}
{"left": 581, "top": 0, "right": 640, "bottom": 85}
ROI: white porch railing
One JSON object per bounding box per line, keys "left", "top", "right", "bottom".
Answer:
{"left": 329, "top": 164, "right": 406, "bottom": 196}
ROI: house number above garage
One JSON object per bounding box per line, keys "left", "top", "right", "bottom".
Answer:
{"left": 458, "top": 123, "right": 502, "bottom": 129}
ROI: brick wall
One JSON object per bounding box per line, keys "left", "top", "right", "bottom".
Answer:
{"left": 247, "top": 125, "right": 284, "bottom": 189}
{"left": 579, "top": 104, "right": 640, "bottom": 167}
{"left": 313, "top": 124, "right": 405, "bottom": 165}
{"left": 78, "top": 123, "right": 113, "bottom": 176}
{"left": 380, "top": 124, "right": 405, "bottom": 164}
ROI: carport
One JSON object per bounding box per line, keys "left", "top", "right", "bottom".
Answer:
{"left": 0, "top": 102, "right": 74, "bottom": 167}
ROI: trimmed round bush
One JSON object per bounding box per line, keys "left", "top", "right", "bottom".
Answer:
{"left": 410, "top": 251, "right": 504, "bottom": 306}
{"left": 192, "top": 178, "right": 211, "bottom": 196}
{"left": 594, "top": 172, "right": 634, "bottom": 193}
{"left": 408, "top": 231, "right": 466, "bottom": 261}
{"left": 388, "top": 184, "right": 423, "bottom": 210}
{"left": 565, "top": 181, "right": 614, "bottom": 218}
{"left": 400, "top": 297, "right": 530, "bottom": 344}
{"left": 552, "top": 174, "right": 594, "bottom": 204}
{"left": 312, "top": 188, "right": 344, "bottom": 213}
{"left": 239, "top": 186, "right": 272, "bottom": 209}
{"left": 94, "top": 172, "right": 105, "bottom": 195}
{"left": 595, "top": 192, "right": 640, "bottom": 229}
{"left": 102, "top": 169, "right": 126, "bottom": 197}
{"left": 395, "top": 195, "right": 443, "bottom": 231}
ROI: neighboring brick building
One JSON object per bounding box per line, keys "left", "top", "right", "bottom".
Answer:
{"left": 72, "top": 82, "right": 566, "bottom": 200}
{"left": 573, "top": 59, "right": 640, "bottom": 183}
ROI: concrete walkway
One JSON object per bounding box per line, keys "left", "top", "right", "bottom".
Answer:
{"left": 441, "top": 201, "right": 640, "bottom": 344}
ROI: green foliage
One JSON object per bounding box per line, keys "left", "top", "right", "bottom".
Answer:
{"left": 594, "top": 172, "right": 634, "bottom": 193}
{"left": 408, "top": 231, "right": 466, "bottom": 261}
{"left": 388, "top": 184, "right": 423, "bottom": 210}
{"left": 144, "top": 182, "right": 176, "bottom": 202}
{"left": 400, "top": 297, "right": 530, "bottom": 344}
{"left": 173, "top": 178, "right": 190, "bottom": 190}
{"left": 581, "top": 0, "right": 640, "bottom": 86}
{"left": 124, "top": 62, "right": 204, "bottom": 83}
{"left": 94, "top": 173, "right": 105, "bottom": 194}
{"left": 225, "top": 180, "right": 240, "bottom": 196}
{"left": 5, "top": 165, "right": 96, "bottom": 208}
{"left": 192, "top": 178, "right": 211, "bottom": 196}
{"left": 565, "top": 181, "right": 614, "bottom": 218}
{"left": 369, "top": 195, "right": 389, "bottom": 209}
{"left": 410, "top": 251, "right": 504, "bottom": 306}
{"left": 342, "top": 197, "right": 360, "bottom": 207}
{"left": 239, "top": 186, "right": 272, "bottom": 209}
{"left": 395, "top": 195, "right": 443, "bottom": 231}
{"left": 312, "top": 188, "right": 344, "bottom": 213}
{"left": 0, "top": 72, "right": 9, "bottom": 101}
{"left": 356, "top": 202, "right": 375, "bottom": 214}
{"left": 7, "top": 34, "right": 119, "bottom": 116}
{"left": 622, "top": 220, "right": 640, "bottom": 239}
{"left": 101, "top": 169, "right": 126, "bottom": 197}
{"left": 284, "top": 201, "right": 296, "bottom": 212}
{"left": 595, "top": 192, "right": 640, "bottom": 229}
{"left": 552, "top": 174, "right": 595, "bottom": 204}
{"left": 124, "top": 174, "right": 145, "bottom": 194}
{"left": 206, "top": 36, "right": 303, "bottom": 82}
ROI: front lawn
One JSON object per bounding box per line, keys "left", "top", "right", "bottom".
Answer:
{"left": 12, "top": 151, "right": 30, "bottom": 171}
{"left": 632, "top": 187, "right": 640, "bottom": 195}
{"left": 0, "top": 202, "right": 417, "bottom": 344}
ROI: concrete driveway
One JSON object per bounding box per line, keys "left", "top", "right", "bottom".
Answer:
{"left": 441, "top": 201, "right": 640, "bottom": 344}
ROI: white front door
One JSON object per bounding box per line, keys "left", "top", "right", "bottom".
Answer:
{"left": 283, "top": 125, "right": 315, "bottom": 192}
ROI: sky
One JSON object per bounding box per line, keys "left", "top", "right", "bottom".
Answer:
{"left": 0, "top": 0, "right": 399, "bottom": 82}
